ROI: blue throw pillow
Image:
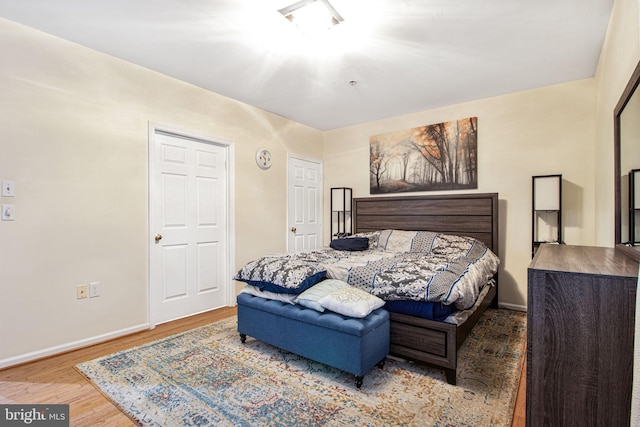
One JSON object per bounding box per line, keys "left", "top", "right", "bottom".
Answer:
{"left": 329, "top": 237, "right": 369, "bottom": 251}
{"left": 238, "top": 271, "right": 326, "bottom": 295}
{"left": 234, "top": 257, "right": 326, "bottom": 294}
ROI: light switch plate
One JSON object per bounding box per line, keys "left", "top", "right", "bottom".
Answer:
{"left": 89, "top": 282, "right": 101, "bottom": 298}
{"left": 2, "top": 204, "right": 15, "bottom": 221}
{"left": 2, "top": 181, "right": 15, "bottom": 197}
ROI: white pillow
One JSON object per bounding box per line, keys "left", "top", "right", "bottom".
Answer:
{"left": 240, "top": 285, "right": 297, "bottom": 304}
{"left": 294, "top": 279, "right": 350, "bottom": 312}
{"left": 318, "top": 287, "right": 385, "bottom": 318}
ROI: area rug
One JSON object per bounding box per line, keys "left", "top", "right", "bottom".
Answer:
{"left": 76, "top": 309, "right": 526, "bottom": 427}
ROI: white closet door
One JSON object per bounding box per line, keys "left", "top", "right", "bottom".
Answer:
{"left": 150, "top": 131, "right": 229, "bottom": 324}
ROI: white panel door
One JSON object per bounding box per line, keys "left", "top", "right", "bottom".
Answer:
{"left": 151, "top": 131, "right": 228, "bottom": 324}
{"left": 287, "top": 156, "right": 322, "bottom": 252}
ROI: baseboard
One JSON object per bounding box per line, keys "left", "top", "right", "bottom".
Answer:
{"left": 499, "top": 302, "right": 527, "bottom": 312}
{"left": 0, "top": 323, "right": 150, "bottom": 369}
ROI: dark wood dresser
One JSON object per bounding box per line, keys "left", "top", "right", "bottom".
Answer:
{"left": 527, "top": 244, "right": 638, "bottom": 427}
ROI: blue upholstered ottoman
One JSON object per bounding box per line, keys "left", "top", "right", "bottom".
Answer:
{"left": 237, "top": 293, "right": 390, "bottom": 388}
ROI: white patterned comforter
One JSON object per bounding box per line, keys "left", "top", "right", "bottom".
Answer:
{"left": 240, "top": 231, "right": 500, "bottom": 310}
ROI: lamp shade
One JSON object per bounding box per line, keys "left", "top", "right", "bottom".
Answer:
{"left": 331, "top": 187, "right": 351, "bottom": 212}
{"left": 634, "top": 170, "right": 640, "bottom": 210}
{"left": 534, "top": 175, "right": 561, "bottom": 211}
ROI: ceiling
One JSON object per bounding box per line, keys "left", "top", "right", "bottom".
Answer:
{"left": 0, "top": 0, "right": 613, "bottom": 131}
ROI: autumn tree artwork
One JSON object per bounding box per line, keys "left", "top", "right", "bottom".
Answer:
{"left": 370, "top": 117, "right": 478, "bottom": 194}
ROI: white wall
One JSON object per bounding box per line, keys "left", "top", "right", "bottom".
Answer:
{"left": 0, "top": 18, "right": 323, "bottom": 365}
{"left": 323, "top": 80, "right": 596, "bottom": 309}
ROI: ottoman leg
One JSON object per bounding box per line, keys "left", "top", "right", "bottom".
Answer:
{"left": 355, "top": 375, "right": 364, "bottom": 389}
{"left": 240, "top": 333, "right": 246, "bottom": 343}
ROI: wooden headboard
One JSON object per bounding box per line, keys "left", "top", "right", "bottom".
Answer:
{"left": 353, "top": 193, "right": 499, "bottom": 256}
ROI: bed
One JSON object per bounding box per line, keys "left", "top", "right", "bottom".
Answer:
{"left": 235, "top": 192, "right": 499, "bottom": 385}
{"left": 352, "top": 193, "right": 499, "bottom": 384}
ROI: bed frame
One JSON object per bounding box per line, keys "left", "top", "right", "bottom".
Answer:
{"left": 353, "top": 192, "right": 499, "bottom": 385}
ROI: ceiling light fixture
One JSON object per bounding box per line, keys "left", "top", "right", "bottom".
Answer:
{"left": 279, "top": 0, "right": 344, "bottom": 36}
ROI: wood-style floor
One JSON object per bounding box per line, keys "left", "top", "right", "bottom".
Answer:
{"left": 0, "top": 307, "right": 526, "bottom": 426}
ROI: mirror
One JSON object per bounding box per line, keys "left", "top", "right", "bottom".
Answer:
{"left": 615, "top": 59, "right": 640, "bottom": 261}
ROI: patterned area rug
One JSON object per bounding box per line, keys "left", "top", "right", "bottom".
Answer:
{"left": 76, "top": 309, "right": 525, "bottom": 427}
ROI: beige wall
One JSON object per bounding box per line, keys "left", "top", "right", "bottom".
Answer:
{"left": 323, "top": 80, "right": 596, "bottom": 309}
{"left": 2, "top": 0, "right": 639, "bottom": 365}
{"left": 0, "top": 18, "right": 322, "bottom": 365}
{"left": 594, "top": 0, "right": 640, "bottom": 246}
{"left": 620, "top": 90, "right": 640, "bottom": 240}
{"left": 323, "top": 0, "right": 640, "bottom": 310}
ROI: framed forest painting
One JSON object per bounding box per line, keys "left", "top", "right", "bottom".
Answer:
{"left": 370, "top": 117, "right": 477, "bottom": 194}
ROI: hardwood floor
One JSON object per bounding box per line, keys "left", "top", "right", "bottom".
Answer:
{"left": 512, "top": 352, "right": 526, "bottom": 427}
{"left": 0, "top": 306, "right": 526, "bottom": 426}
{"left": 0, "top": 307, "right": 237, "bottom": 426}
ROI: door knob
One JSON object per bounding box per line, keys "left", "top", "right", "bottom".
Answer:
{"left": 155, "top": 234, "right": 163, "bottom": 242}
{"left": 290, "top": 227, "right": 297, "bottom": 233}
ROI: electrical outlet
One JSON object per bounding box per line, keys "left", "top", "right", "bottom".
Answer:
{"left": 77, "top": 284, "right": 88, "bottom": 299}
{"left": 89, "top": 281, "right": 100, "bottom": 298}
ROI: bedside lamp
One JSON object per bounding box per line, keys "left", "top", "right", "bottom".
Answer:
{"left": 330, "top": 187, "right": 352, "bottom": 240}
{"left": 532, "top": 174, "right": 562, "bottom": 257}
